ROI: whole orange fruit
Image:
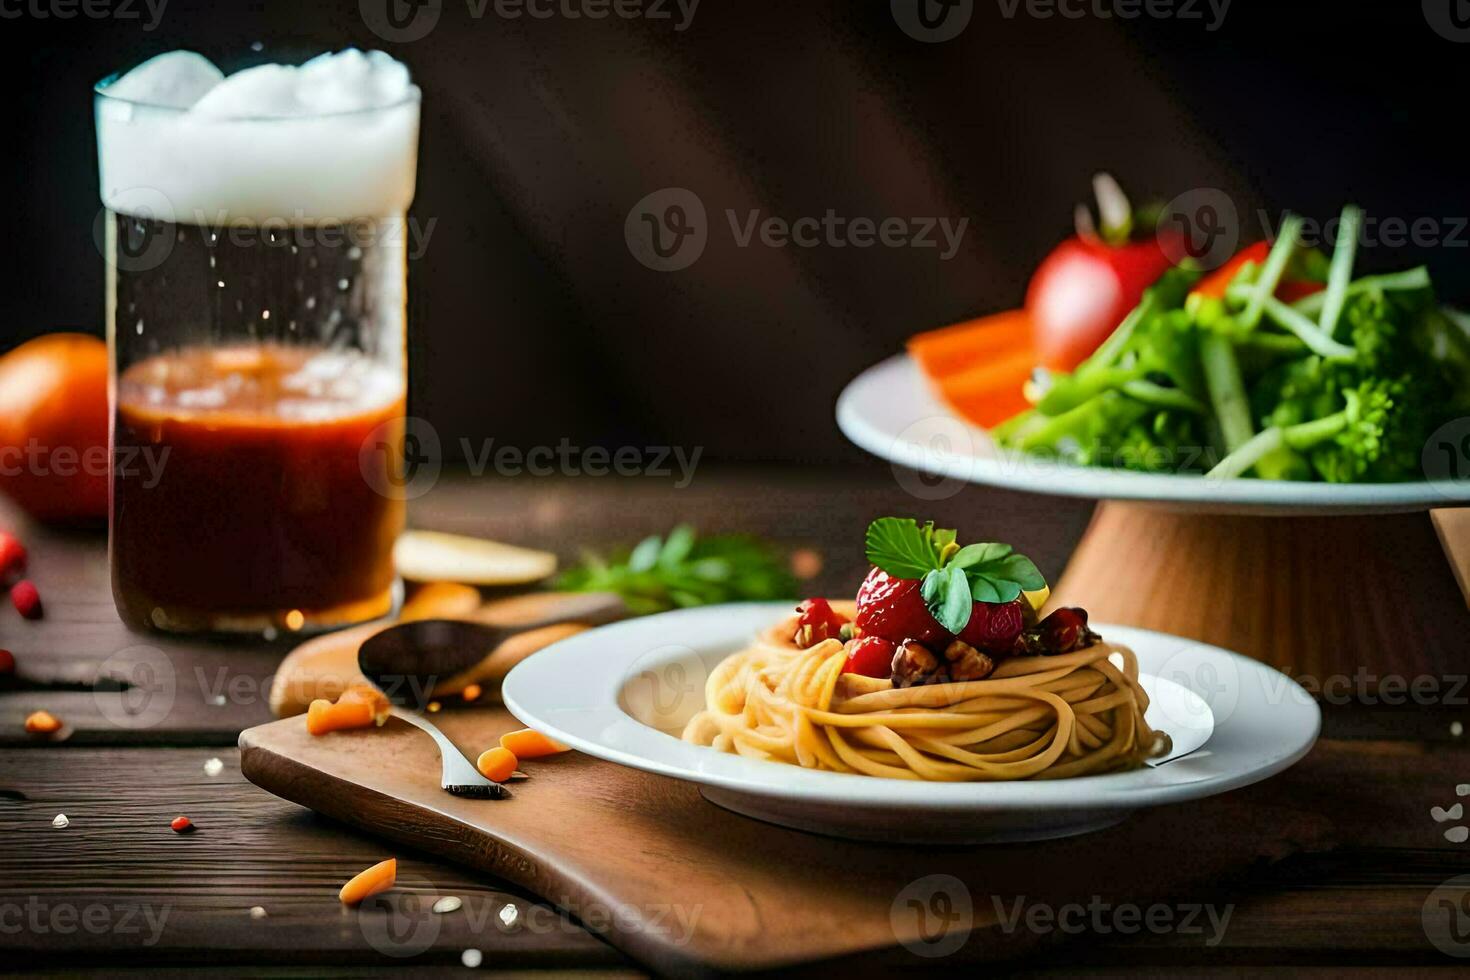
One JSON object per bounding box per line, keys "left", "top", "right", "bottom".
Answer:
{"left": 0, "top": 333, "right": 109, "bottom": 524}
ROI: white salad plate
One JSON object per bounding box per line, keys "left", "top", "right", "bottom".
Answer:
{"left": 503, "top": 602, "right": 1321, "bottom": 844}
{"left": 836, "top": 353, "right": 1470, "bottom": 515}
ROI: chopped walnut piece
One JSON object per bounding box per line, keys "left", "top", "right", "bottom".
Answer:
{"left": 890, "top": 640, "right": 940, "bottom": 688}
{"left": 943, "top": 640, "right": 996, "bottom": 682}
{"left": 892, "top": 639, "right": 997, "bottom": 687}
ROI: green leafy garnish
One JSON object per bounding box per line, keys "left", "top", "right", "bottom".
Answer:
{"left": 865, "top": 518, "right": 1045, "bottom": 633}
{"left": 994, "top": 203, "right": 1470, "bottom": 483}
{"left": 556, "top": 525, "right": 795, "bottom": 615}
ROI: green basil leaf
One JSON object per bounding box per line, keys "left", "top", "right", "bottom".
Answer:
{"left": 627, "top": 535, "right": 662, "bottom": 572}
{"left": 921, "top": 565, "right": 973, "bottom": 634}
{"left": 949, "top": 542, "right": 1012, "bottom": 570}
{"left": 865, "top": 517, "right": 944, "bottom": 579}
{"left": 991, "top": 553, "right": 1046, "bottom": 591}
{"left": 970, "top": 574, "right": 1022, "bottom": 604}
{"left": 658, "top": 524, "right": 696, "bottom": 568}
{"left": 967, "top": 574, "right": 1003, "bottom": 603}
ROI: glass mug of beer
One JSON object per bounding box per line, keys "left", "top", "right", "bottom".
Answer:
{"left": 95, "top": 50, "right": 418, "bottom": 634}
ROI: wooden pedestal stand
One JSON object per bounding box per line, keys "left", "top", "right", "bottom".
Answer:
{"left": 1046, "top": 502, "right": 1470, "bottom": 686}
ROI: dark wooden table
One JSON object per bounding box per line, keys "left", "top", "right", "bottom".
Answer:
{"left": 3, "top": 462, "right": 1470, "bottom": 975}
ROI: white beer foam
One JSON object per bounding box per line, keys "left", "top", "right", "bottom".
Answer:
{"left": 96, "top": 50, "right": 418, "bottom": 223}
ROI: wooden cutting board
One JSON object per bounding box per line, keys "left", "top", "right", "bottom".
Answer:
{"left": 241, "top": 706, "right": 1335, "bottom": 975}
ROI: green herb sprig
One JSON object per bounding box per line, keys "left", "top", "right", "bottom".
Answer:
{"left": 864, "top": 517, "right": 1046, "bottom": 634}
{"left": 556, "top": 525, "right": 796, "bottom": 615}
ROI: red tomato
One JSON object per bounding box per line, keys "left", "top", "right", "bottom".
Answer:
{"left": 842, "top": 636, "right": 896, "bottom": 679}
{"left": 1026, "top": 237, "right": 1175, "bottom": 371}
{"left": 793, "top": 597, "right": 848, "bottom": 647}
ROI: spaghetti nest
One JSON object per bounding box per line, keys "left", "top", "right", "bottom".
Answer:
{"left": 682, "top": 621, "right": 1171, "bottom": 781}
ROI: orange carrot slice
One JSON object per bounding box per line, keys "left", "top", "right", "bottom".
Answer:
{"left": 24, "top": 710, "right": 61, "bottom": 734}
{"left": 339, "top": 858, "right": 396, "bottom": 905}
{"left": 336, "top": 685, "right": 391, "bottom": 725}
{"left": 907, "top": 309, "right": 1031, "bottom": 377}
{"left": 306, "top": 698, "right": 374, "bottom": 736}
{"left": 499, "top": 728, "right": 570, "bottom": 759}
{"left": 931, "top": 345, "right": 1037, "bottom": 428}
{"left": 476, "top": 746, "right": 518, "bottom": 782}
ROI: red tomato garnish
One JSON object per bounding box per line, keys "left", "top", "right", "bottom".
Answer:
{"left": 1027, "top": 236, "right": 1175, "bottom": 372}
{"left": 854, "top": 567, "right": 951, "bottom": 647}
{"left": 842, "top": 636, "right": 896, "bottom": 679}
{"left": 958, "top": 598, "right": 1026, "bottom": 654}
{"left": 793, "top": 597, "right": 848, "bottom": 647}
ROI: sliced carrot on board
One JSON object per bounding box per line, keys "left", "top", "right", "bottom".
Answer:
{"left": 499, "top": 728, "right": 570, "bottom": 759}
{"left": 306, "top": 698, "right": 374, "bottom": 736}
{"left": 907, "top": 308, "right": 1031, "bottom": 377}
{"left": 336, "top": 685, "right": 391, "bottom": 725}
{"left": 931, "top": 344, "right": 1037, "bottom": 428}
{"left": 339, "top": 858, "right": 397, "bottom": 905}
{"left": 476, "top": 746, "right": 518, "bottom": 783}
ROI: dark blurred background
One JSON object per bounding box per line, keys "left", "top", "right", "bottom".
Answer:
{"left": 3, "top": 0, "right": 1464, "bottom": 463}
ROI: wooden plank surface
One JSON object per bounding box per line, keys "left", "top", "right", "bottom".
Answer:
{"left": 5, "top": 465, "right": 1470, "bottom": 971}
{"left": 237, "top": 702, "right": 1470, "bottom": 974}
{"left": 0, "top": 463, "right": 1093, "bottom": 745}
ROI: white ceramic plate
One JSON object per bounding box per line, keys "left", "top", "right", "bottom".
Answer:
{"left": 836, "top": 353, "right": 1470, "bottom": 515}
{"left": 503, "top": 603, "right": 1320, "bottom": 843}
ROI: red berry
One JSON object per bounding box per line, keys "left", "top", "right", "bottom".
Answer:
{"left": 854, "top": 567, "right": 951, "bottom": 646}
{"left": 170, "top": 815, "right": 194, "bottom": 833}
{"left": 959, "top": 598, "right": 1026, "bottom": 653}
{"left": 0, "top": 532, "right": 25, "bottom": 583}
{"left": 793, "top": 597, "right": 849, "bottom": 647}
{"left": 842, "top": 636, "right": 896, "bottom": 679}
{"left": 1037, "top": 607, "right": 1091, "bottom": 653}
{"left": 0, "top": 649, "right": 13, "bottom": 675}
{"left": 10, "top": 580, "right": 40, "bottom": 619}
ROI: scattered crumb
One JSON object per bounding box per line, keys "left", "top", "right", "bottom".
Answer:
{"left": 211, "top": 695, "right": 227, "bottom": 706}
{"left": 1453, "top": 722, "right": 1464, "bottom": 738}
{"left": 51, "top": 814, "right": 69, "bottom": 829}
{"left": 498, "top": 904, "right": 519, "bottom": 928}
{"left": 204, "top": 757, "right": 224, "bottom": 776}
{"left": 461, "top": 948, "right": 483, "bottom": 968}
{"left": 427, "top": 701, "right": 441, "bottom": 713}
{"left": 462, "top": 684, "right": 482, "bottom": 703}
{"left": 249, "top": 906, "right": 267, "bottom": 919}
{"left": 432, "top": 896, "right": 462, "bottom": 914}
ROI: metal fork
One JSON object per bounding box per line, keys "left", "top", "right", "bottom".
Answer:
{"left": 390, "top": 706, "right": 511, "bottom": 799}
